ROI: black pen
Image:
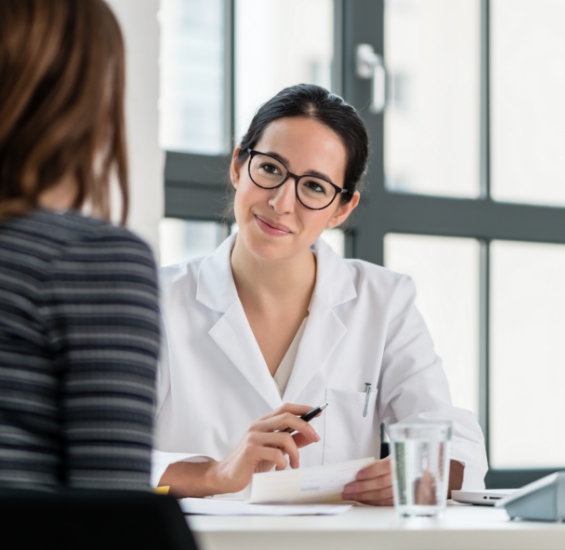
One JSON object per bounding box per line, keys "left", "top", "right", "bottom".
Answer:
{"left": 282, "top": 403, "right": 328, "bottom": 433}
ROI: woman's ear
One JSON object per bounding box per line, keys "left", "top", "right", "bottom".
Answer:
{"left": 230, "top": 147, "right": 242, "bottom": 189}
{"left": 326, "top": 191, "right": 360, "bottom": 229}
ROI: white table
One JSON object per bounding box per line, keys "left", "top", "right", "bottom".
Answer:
{"left": 188, "top": 502, "right": 565, "bottom": 550}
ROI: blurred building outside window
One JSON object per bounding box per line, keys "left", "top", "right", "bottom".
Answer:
{"left": 160, "top": 0, "right": 225, "bottom": 154}
{"left": 384, "top": 0, "right": 480, "bottom": 198}
{"left": 491, "top": 0, "right": 565, "bottom": 207}
{"left": 235, "top": 0, "right": 333, "bottom": 141}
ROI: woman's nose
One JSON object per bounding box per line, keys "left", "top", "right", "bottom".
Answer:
{"left": 268, "top": 178, "right": 296, "bottom": 214}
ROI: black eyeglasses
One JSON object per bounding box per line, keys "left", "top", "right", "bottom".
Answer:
{"left": 246, "top": 148, "right": 351, "bottom": 210}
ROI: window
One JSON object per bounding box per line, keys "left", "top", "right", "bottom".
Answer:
{"left": 235, "top": 0, "right": 334, "bottom": 141}
{"left": 385, "top": 234, "right": 480, "bottom": 416}
{"left": 378, "top": 0, "right": 565, "bottom": 488}
{"left": 491, "top": 0, "right": 565, "bottom": 207}
{"left": 384, "top": 0, "right": 481, "bottom": 198}
{"left": 160, "top": 0, "right": 565, "bottom": 488}
{"left": 490, "top": 241, "right": 565, "bottom": 469}
{"left": 160, "top": 0, "right": 226, "bottom": 154}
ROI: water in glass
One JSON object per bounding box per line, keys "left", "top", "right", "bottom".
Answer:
{"left": 390, "top": 423, "right": 451, "bottom": 518}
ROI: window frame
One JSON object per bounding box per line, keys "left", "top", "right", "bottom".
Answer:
{"left": 163, "top": 0, "right": 565, "bottom": 488}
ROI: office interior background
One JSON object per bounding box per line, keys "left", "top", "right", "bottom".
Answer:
{"left": 112, "top": 0, "right": 565, "bottom": 488}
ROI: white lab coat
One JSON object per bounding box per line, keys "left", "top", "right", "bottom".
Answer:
{"left": 153, "top": 233, "right": 488, "bottom": 489}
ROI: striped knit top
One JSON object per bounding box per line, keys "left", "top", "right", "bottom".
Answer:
{"left": 0, "top": 209, "right": 160, "bottom": 490}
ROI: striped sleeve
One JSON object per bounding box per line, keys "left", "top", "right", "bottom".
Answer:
{"left": 41, "top": 228, "right": 160, "bottom": 489}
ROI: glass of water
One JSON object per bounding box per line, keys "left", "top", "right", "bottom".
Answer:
{"left": 389, "top": 422, "right": 452, "bottom": 518}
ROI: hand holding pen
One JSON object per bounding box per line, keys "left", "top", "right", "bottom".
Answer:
{"left": 280, "top": 403, "right": 328, "bottom": 434}
{"left": 207, "top": 403, "right": 326, "bottom": 495}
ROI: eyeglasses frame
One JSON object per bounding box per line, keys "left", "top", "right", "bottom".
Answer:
{"left": 246, "top": 148, "right": 351, "bottom": 211}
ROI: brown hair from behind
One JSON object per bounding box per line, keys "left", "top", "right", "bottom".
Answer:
{"left": 0, "top": 0, "right": 128, "bottom": 222}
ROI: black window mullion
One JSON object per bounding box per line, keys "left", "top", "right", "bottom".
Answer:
{"left": 479, "top": 0, "right": 491, "bottom": 466}
{"left": 479, "top": 239, "right": 490, "bottom": 460}
{"left": 223, "top": 0, "right": 236, "bottom": 153}
{"left": 480, "top": 0, "right": 491, "bottom": 200}
{"left": 342, "top": 0, "right": 386, "bottom": 266}
{"left": 366, "top": 193, "right": 565, "bottom": 245}
{"left": 332, "top": 0, "right": 344, "bottom": 98}
{"left": 165, "top": 152, "right": 231, "bottom": 221}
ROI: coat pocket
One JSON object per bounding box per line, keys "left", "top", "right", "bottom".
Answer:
{"left": 323, "top": 387, "right": 380, "bottom": 465}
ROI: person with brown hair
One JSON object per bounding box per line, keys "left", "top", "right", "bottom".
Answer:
{"left": 0, "top": 0, "right": 160, "bottom": 490}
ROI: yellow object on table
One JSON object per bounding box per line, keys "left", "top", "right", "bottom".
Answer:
{"left": 155, "top": 486, "right": 170, "bottom": 495}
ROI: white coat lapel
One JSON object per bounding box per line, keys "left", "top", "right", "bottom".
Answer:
{"left": 197, "top": 234, "right": 282, "bottom": 411}
{"left": 283, "top": 238, "right": 357, "bottom": 404}
{"left": 282, "top": 295, "right": 346, "bottom": 403}
{"left": 208, "top": 300, "right": 282, "bottom": 410}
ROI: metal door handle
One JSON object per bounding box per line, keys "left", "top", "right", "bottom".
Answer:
{"left": 356, "top": 44, "right": 386, "bottom": 114}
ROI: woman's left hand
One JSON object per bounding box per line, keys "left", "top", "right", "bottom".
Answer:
{"left": 342, "top": 457, "right": 465, "bottom": 505}
{"left": 341, "top": 456, "right": 393, "bottom": 506}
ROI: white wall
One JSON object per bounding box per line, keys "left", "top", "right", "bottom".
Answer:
{"left": 106, "top": 0, "right": 164, "bottom": 257}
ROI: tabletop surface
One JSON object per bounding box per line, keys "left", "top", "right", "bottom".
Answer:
{"left": 188, "top": 502, "right": 565, "bottom": 550}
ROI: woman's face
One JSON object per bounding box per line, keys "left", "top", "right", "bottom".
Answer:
{"left": 231, "top": 116, "right": 359, "bottom": 262}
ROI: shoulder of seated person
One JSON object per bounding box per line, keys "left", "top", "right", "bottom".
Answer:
{"left": 344, "top": 257, "right": 415, "bottom": 297}
{"left": 34, "top": 208, "right": 153, "bottom": 256}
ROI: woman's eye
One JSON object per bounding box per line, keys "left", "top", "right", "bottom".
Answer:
{"left": 260, "top": 163, "right": 280, "bottom": 175}
{"left": 305, "top": 180, "right": 327, "bottom": 194}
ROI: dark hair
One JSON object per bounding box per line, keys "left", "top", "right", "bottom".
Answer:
{"left": 0, "top": 0, "right": 128, "bottom": 222}
{"left": 237, "top": 84, "right": 369, "bottom": 203}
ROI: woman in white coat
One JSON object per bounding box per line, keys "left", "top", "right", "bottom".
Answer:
{"left": 155, "top": 84, "right": 488, "bottom": 503}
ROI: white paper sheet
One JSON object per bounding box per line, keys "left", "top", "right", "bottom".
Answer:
{"left": 249, "top": 457, "right": 375, "bottom": 504}
{"left": 179, "top": 497, "right": 352, "bottom": 516}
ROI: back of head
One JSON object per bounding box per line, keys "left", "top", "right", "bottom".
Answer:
{"left": 0, "top": 0, "right": 128, "bottom": 222}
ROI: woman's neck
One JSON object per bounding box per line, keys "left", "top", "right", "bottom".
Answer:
{"left": 230, "top": 235, "right": 317, "bottom": 313}
{"left": 39, "top": 176, "right": 77, "bottom": 211}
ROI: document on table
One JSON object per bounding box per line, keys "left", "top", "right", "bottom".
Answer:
{"left": 179, "top": 498, "right": 352, "bottom": 516}
{"left": 249, "top": 457, "right": 375, "bottom": 504}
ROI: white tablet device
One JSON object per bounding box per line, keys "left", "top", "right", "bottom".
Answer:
{"left": 451, "top": 489, "right": 516, "bottom": 506}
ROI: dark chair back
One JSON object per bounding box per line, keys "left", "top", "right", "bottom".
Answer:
{"left": 0, "top": 489, "right": 199, "bottom": 550}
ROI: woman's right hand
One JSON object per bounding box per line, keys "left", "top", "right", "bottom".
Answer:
{"left": 207, "top": 403, "right": 321, "bottom": 495}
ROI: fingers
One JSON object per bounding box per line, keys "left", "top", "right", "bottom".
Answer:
{"left": 253, "top": 404, "right": 322, "bottom": 446}
{"left": 258, "top": 403, "right": 313, "bottom": 422}
{"left": 366, "top": 497, "right": 394, "bottom": 507}
{"left": 291, "top": 432, "right": 315, "bottom": 449}
{"left": 245, "top": 404, "right": 322, "bottom": 472}
{"left": 343, "top": 459, "right": 394, "bottom": 506}
{"left": 254, "top": 412, "right": 320, "bottom": 443}
{"left": 257, "top": 447, "right": 288, "bottom": 472}
{"left": 343, "top": 472, "right": 392, "bottom": 497}
{"left": 248, "top": 431, "right": 301, "bottom": 469}
{"left": 356, "top": 456, "right": 391, "bottom": 481}
{"left": 342, "top": 485, "right": 394, "bottom": 506}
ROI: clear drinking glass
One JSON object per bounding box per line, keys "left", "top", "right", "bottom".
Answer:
{"left": 389, "top": 422, "right": 452, "bottom": 518}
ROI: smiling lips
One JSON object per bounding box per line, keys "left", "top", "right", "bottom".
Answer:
{"left": 254, "top": 214, "right": 292, "bottom": 237}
